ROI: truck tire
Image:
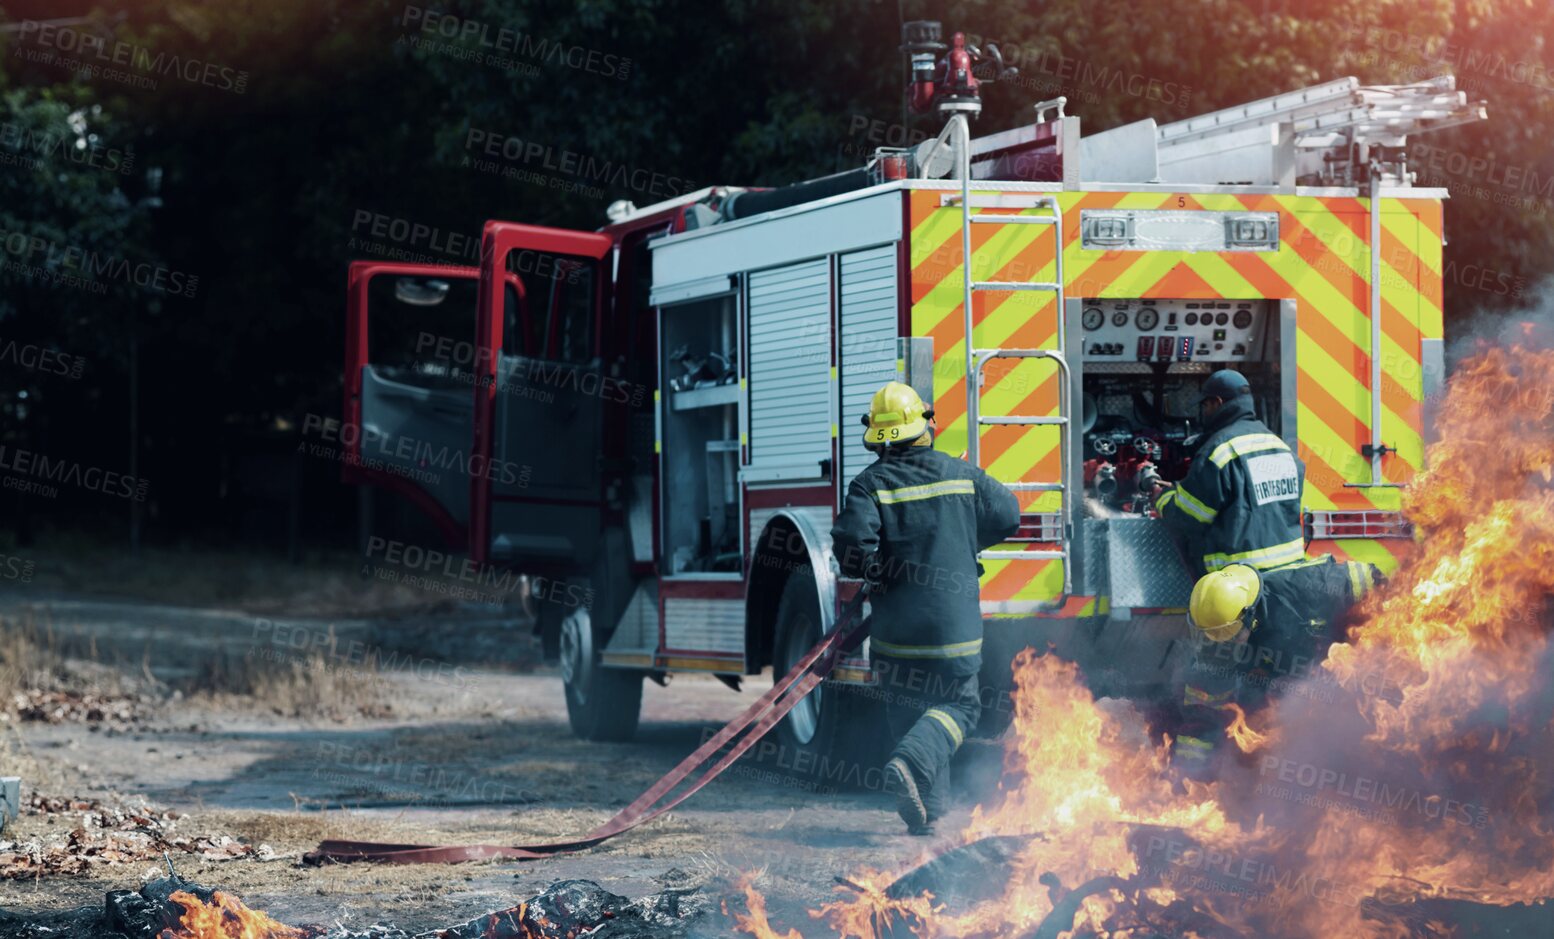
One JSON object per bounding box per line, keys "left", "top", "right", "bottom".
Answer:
{"left": 771, "top": 569, "right": 887, "bottom": 781}
{"left": 538, "top": 600, "right": 563, "bottom": 664}
{"left": 560, "top": 608, "right": 642, "bottom": 742}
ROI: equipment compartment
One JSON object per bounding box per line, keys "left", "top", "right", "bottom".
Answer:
{"left": 659, "top": 293, "right": 741, "bottom": 574}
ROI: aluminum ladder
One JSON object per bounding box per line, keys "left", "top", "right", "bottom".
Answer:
{"left": 945, "top": 113, "right": 1074, "bottom": 599}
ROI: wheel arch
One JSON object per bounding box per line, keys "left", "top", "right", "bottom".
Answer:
{"left": 745, "top": 509, "right": 837, "bottom": 674}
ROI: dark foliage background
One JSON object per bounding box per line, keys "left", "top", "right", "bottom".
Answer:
{"left": 0, "top": 0, "right": 1548, "bottom": 554}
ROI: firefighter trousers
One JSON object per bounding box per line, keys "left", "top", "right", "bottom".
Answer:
{"left": 1172, "top": 640, "right": 1239, "bottom": 775}
{"left": 876, "top": 656, "right": 981, "bottom": 819}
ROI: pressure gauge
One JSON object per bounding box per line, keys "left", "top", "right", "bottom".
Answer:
{"left": 1083, "top": 307, "right": 1104, "bottom": 330}
{"left": 1233, "top": 309, "right": 1253, "bottom": 329}
{"left": 1135, "top": 307, "right": 1160, "bottom": 331}
{"left": 1112, "top": 311, "right": 1129, "bottom": 327}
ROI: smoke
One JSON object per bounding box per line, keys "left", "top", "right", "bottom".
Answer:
{"left": 1445, "top": 276, "right": 1554, "bottom": 370}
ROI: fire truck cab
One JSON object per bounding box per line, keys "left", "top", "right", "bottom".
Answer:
{"left": 344, "top": 59, "right": 1483, "bottom": 758}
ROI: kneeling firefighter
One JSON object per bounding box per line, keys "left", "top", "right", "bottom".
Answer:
{"left": 1148, "top": 369, "right": 1307, "bottom": 771}
{"left": 1182, "top": 554, "right": 1384, "bottom": 762}
{"left": 831, "top": 382, "right": 1020, "bottom": 835}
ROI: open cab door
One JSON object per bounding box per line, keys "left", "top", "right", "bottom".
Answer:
{"left": 472, "top": 222, "right": 616, "bottom": 567}
{"left": 344, "top": 262, "right": 496, "bottom": 547}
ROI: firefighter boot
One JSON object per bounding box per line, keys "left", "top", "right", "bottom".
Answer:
{"left": 884, "top": 757, "right": 932, "bottom": 835}
{"left": 921, "top": 759, "right": 951, "bottom": 825}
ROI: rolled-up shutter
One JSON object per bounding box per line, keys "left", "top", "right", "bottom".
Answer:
{"left": 838, "top": 246, "right": 899, "bottom": 491}
{"left": 747, "top": 260, "right": 830, "bottom": 480}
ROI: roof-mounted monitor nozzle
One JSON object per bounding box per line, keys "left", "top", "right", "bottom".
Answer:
{"left": 901, "top": 21, "right": 1017, "bottom": 120}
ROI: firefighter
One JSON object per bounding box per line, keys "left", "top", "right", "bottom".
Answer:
{"left": 831, "top": 382, "right": 1020, "bottom": 835}
{"left": 1146, "top": 368, "right": 1307, "bottom": 772}
{"left": 1151, "top": 369, "right": 1306, "bottom": 577}
{"left": 1187, "top": 555, "right": 1383, "bottom": 716}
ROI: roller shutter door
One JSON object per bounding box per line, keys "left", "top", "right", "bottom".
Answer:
{"left": 747, "top": 260, "right": 831, "bottom": 480}
{"left": 838, "top": 246, "right": 899, "bottom": 491}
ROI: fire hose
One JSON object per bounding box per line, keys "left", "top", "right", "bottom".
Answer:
{"left": 305, "top": 585, "right": 872, "bottom": 865}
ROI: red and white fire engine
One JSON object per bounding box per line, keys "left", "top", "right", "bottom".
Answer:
{"left": 343, "top": 22, "right": 1483, "bottom": 761}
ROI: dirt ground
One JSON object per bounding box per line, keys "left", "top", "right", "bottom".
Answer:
{"left": 0, "top": 592, "right": 1010, "bottom": 935}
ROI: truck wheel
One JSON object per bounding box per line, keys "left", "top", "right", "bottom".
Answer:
{"left": 560, "top": 608, "right": 642, "bottom": 742}
{"left": 533, "top": 585, "right": 566, "bottom": 664}
{"left": 538, "top": 605, "right": 563, "bottom": 663}
{"left": 772, "top": 570, "right": 885, "bottom": 779}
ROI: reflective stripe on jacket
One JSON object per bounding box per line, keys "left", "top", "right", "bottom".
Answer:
{"left": 1156, "top": 396, "right": 1306, "bottom": 577}
{"left": 831, "top": 446, "right": 1019, "bottom": 674}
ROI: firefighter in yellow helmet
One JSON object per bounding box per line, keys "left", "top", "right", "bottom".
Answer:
{"left": 1147, "top": 369, "right": 1308, "bottom": 771}
{"left": 1189, "top": 565, "right": 1263, "bottom": 643}
{"left": 831, "top": 382, "right": 1019, "bottom": 835}
{"left": 858, "top": 381, "right": 933, "bottom": 448}
{"left": 1176, "top": 555, "right": 1384, "bottom": 768}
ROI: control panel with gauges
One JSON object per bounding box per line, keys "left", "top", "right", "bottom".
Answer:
{"left": 1074, "top": 296, "right": 1285, "bottom": 523}
{"left": 1079, "top": 299, "right": 1271, "bottom": 363}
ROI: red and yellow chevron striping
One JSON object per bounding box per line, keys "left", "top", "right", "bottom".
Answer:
{"left": 907, "top": 188, "right": 1442, "bottom": 605}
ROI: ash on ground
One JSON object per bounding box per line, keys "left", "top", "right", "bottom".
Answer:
{"left": 0, "top": 875, "right": 713, "bottom": 939}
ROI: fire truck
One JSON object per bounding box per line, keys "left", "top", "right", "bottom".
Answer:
{"left": 343, "top": 23, "right": 1485, "bottom": 759}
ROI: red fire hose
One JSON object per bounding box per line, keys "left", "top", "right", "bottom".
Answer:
{"left": 305, "top": 587, "right": 871, "bottom": 865}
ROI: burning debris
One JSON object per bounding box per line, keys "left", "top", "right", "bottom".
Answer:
{"left": 731, "top": 337, "right": 1554, "bottom": 937}
{"left": 0, "top": 876, "right": 708, "bottom": 939}
{"left": 0, "top": 794, "right": 265, "bottom": 880}
{"left": 743, "top": 831, "right": 1554, "bottom": 939}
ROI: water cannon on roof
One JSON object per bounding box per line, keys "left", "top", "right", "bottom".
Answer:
{"left": 901, "top": 20, "right": 1018, "bottom": 120}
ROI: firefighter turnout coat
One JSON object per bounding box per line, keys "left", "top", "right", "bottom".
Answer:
{"left": 1179, "top": 554, "right": 1381, "bottom": 770}
{"left": 1237, "top": 554, "right": 1382, "bottom": 689}
{"left": 831, "top": 446, "right": 1020, "bottom": 676}
{"left": 1155, "top": 397, "right": 1306, "bottom": 576}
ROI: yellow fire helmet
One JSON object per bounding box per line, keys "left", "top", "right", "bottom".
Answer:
{"left": 1188, "top": 564, "right": 1261, "bottom": 642}
{"left": 862, "top": 381, "right": 932, "bottom": 447}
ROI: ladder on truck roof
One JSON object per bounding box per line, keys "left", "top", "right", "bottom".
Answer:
{"left": 1156, "top": 75, "right": 1486, "bottom": 148}
{"left": 1148, "top": 75, "right": 1486, "bottom": 186}
{"left": 937, "top": 113, "right": 1074, "bottom": 603}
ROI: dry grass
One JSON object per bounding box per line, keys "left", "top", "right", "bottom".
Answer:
{"left": 214, "top": 809, "right": 338, "bottom": 849}
{"left": 0, "top": 612, "right": 388, "bottom": 722}
{"left": 0, "top": 616, "right": 65, "bottom": 702}
{"left": 186, "top": 625, "right": 392, "bottom": 719}
{"left": 9, "top": 532, "right": 471, "bottom": 617}
{"left": 0, "top": 613, "right": 141, "bottom": 699}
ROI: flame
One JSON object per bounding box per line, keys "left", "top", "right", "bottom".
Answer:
{"left": 735, "top": 340, "right": 1554, "bottom": 938}
{"left": 1293, "top": 341, "right": 1554, "bottom": 918}
{"left": 812, "top": 870, "right": 941, "bottom": 939}
{"left": 737, "top": 652, "right": 1237, "bottom": 938}
{"left": 1221, "top": 702, "right": 1269, "bottom": 753}
{"left": 158, "top": 890, "right": 310, "bottom": 939}
{"left": 727, "top": 873, "right": 802, "bottom": 939}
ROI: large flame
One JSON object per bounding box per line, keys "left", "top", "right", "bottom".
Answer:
{"left": 159, "top": 890, "right": 312, "bottom": 939}
{"left": 1289, "top": 340, "right": 1554, "bottom": 918}
{"left": 735, "top": 338, "right": 1554, "bottom": 938}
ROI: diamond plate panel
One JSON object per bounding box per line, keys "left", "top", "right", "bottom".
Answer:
{"left": 1106, "top": 517, "right": 1194, "bottom": 608}
{"left": 1075, "top": 518, "right": 1109, "bottom": 597}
